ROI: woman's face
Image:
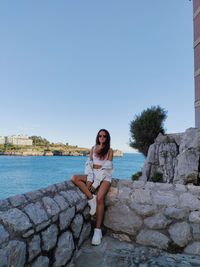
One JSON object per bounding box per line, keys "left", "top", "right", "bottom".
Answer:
{"left": 98, "top": 130, "right": 107, "bottom": 144}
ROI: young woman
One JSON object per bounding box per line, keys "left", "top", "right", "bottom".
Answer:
{"left": 71, "top": 129, "right": 113, "bottom": 245}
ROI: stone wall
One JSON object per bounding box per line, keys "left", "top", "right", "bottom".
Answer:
{"left": 0, "top": 181, "right": 91, "bottom": 267}
{"left": 104, "top": 179, "right": 200, "bottom": 256}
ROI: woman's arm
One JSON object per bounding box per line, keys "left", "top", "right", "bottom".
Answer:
{"left": 108, "top": 148, "right": 113, "bottom": 161}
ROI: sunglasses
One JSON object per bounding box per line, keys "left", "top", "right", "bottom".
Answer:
{"left": 98, "top": 135, "right": 107, "bottom": 138}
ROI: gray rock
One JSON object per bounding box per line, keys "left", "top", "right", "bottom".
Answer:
{"left": 0, "top": 240, "right": 26, "bottom": 267}
{"left": 40, "top": 184, "right": 57, "bottom": 194}
{"left": 42, "top": 196, "right": 60, "bottom": 217}
{"left": 54, "top": 231, "right": 75, "bottom": 267}
{"left": 104, "top": 203, "right": 142, "bottom": 236}
{"left": 191, "top": 224, "right": 200, "bottom": 240}
{"left": 28, "top": 235, "right": 41, "bottom": 262}
{"left": 24, "top": 202, "right": 48, "bottom": 225}
{"left": 131, "top": 189, "right": 152, "bottom": 204}
{"left": 82, "top": 206, "right": 90, "bottom": 220}
{"left": 30, "top": 256, "right": 49, "bottom": 267}
{"left": 76, "top": 199, "right": 87, "bottom": 212}
{"left": 41, "top": 224, "right": 58, "bottom": 251}
{"left": 179, "top": 193, "right": 200, "bottom": 210}
{"left": 59, "top": 207, "right": 75, "bottom": 231}
{"left": 174, "top": 149, "right": 199, "bottom": 184}
{"left": 168, "top": 222, "right": 192, "bottom": 247}
{"left": 36, "top": 220, "right": 51, "bottom": 232}
{"left": 60, "top": 190, "right": 81, "bottom": 206}
{"left": 25, "top": 190, "right": 43, "bottom": 201}
{"left": 184, "top": 242, "right": 200, "bottom": 255}
{"left": 23, "top": 229, "right": 34, "bottom": 238}
{"left": 55, "top": 181, "right": 68, "bottom": 191}
{"left": 164, "top": 207, "right": 189, "bottom": 220}
{"left": 54, "top": 194, "right": 69, "bottom": 211}
{"left": 130, "top": 203, "right": 157, "bottom": 217}
{"left": 0, "top": 199, "right": 10, "bottom": 211}
{"left": 144, "top": 214, "right": 171, "bottom": 229}
{"left": 189, "top": 211, "right": 200, "bottom": 223}
{"left": 136, "top": 229, "right": 170, "bottom": 249}
{"left": 152, "top": 191, "right": 178, "bottom": 206}
{"left": 78, "top": 222, "right": 91, "bottom": 247}
{"left": 0, "top": 208, "right": 32, "bottom": 233}
{"left": 0, "top": 224, "right": 9, "bottom": 245}
{"left": 9, "top": 194, "right": 27, "bottom": 207}
{"left": 71, "top": 214, "right": 84, "bottom": 239}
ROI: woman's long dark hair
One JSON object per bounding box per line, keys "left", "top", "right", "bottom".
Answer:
{"left": 95, "top": 129, "right": 110, "bottom": 159}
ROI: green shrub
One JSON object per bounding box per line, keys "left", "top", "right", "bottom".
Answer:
{"left": 151, "top": 172, "right": 163, "bottom": 183}
{"left": 129, "top": 106, "right": 167, "bottom": 156}
{"left": 131, "top": 171, "right": 142, "bottom": 181}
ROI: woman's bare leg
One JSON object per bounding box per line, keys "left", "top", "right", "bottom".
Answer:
{"left": 71, "top": 175, "right": 93, "bottom": 199}
{"left": 96, "top": 181, "right": 111, "bottom": 228}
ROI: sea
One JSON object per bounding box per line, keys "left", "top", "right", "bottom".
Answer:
{"left": 0, "top": 153, "right": 145, "bottom": 200}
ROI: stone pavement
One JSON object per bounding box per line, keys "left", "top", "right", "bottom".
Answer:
{"left": 71, "top": 236, "right": 200, "bottom": 267}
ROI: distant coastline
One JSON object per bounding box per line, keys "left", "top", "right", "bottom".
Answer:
{"left": 0, "top": 147, "right": 123, "bottom": 157}
{"left": 0, "top": 135, "right": 123, "bottom": 157}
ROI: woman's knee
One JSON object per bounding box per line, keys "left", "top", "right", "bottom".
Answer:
{"left": 71, "top": 175, "right": 77, "bottom": 184}
{"left": 96, "top": 195, "right": 105, "bottom": 205}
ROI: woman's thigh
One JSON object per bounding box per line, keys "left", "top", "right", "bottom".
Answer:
{"left": 72, "top": 174, "right": 87, "bottom": 183}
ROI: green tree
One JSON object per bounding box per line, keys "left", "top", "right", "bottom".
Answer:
{"left": 129, "top": 106, "right": 167, "bottom": 156}
{"left": 30, "top": 136, "right": 50, "bottom": 146}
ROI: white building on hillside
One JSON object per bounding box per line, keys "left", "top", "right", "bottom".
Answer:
{"left": 0, "top": 136, "right": 5, "bottom": 145}
{"left": 3, "top": 135, "right": 33, "bottom": 146}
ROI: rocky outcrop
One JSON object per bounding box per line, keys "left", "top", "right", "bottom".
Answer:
{"left": 0, "top": 181, "right": 91, "bottom": 267}
{"left": 113, "top": 149, "right": 123, "bottom": 157}
{"left": 140, "top": 128, "right": 200, "bottom": 184}
{"left": 104, "top": 179, "right": 200, "bottom": 255}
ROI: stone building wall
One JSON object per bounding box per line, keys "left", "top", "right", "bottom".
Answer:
{"left": 0, "top": 181, "right": 91, "bottom": 267}
{"left": 194, "top": 0, "right": 200, "bottom": 127}
{"left": 104, "top": 179, "right": 200, "bottom": 256}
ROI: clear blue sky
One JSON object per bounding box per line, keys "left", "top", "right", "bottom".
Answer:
{"left": 0, "top": 0, "right": 194, "bottom": 152}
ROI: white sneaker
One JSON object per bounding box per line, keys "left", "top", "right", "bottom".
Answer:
{"left": 91, "top": 228, "right": 102, "bottom": 245}
{"left": 88, "top": 195, "right": 96, "bottom": 216}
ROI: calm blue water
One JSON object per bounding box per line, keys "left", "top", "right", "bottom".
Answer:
{"left": 0, "top": 153, "right": 144, "bottom": 200}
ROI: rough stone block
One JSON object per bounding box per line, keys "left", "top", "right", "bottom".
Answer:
{"left": 54, "top": 195, "right": 69, "bottom": 211}
{"left": 71, "top": 214, "right": 84, "bottom": 239}
{"left": 59, "top": 207, "right": 75, "bottom": 231}
{"left": 168, "top": 222, "right": 192, "bottom": 247}
{"left": 42, "top": 224, "right": 58, "bottom": 251}
{"left": 28, "top": 235, "right": 41, "bottom": 262}
{"left": 42, "top": 196, "right": 60, "bottom": 217}
{"left": 189, "top": 211, "right": 200, "bottom": 223}
{"left": 30, "top": 256, "right": 49, "bottom": 267}
{"left": 144, "top": 214, "right": 171, "bottom": 230}
{"left": 24, "top": 202, "right": 48, "bottom": 225}
{"left": 53, "top": 231, "right": 75, "bottom": 267}
{"left": 0, "top": 208, "right": 32, "bottom": 233}
{"left": 9, "top": 194, "right": 27, "bottom": 207}
{"left": 0, "top": 224, "right": 9, "bottom": 245}
{"left": 0, "top": 240, "right": 26, "bottom": 267}
{"left": 184, "top": 242, "right": 200, "bottom": 255}
{"left": 104, "top": 203, "right": 142, "bottom": 236}
{"left": 136, "top": 229, "right": 169, "bottom": 249}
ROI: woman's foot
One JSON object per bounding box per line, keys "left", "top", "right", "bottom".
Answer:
{"left": 91, "top": 228, "right": 102, "bottom": 245}
{"left": 88, "top": 195, "right": 96, "bottom": 215}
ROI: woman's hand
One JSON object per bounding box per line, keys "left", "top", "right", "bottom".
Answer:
{"left": 86, "top": 181, "right": 93, "bottom": 191}
{"left": 90, "top": 186, "right": 96, "bottom": 193}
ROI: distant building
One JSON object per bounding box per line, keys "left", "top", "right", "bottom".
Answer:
{"left": 194, "top": 0, "right": 200, "bottom": 127}
{"left": 0, "top": 135, "right": 33, "bottom": 146}
{"left": 0, "top": 136, "right": 5, "bottom": 145}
